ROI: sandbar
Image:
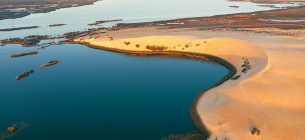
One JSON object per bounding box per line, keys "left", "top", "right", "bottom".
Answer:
{"left": 75, "top": 27, "right": 305, "bottom": 139}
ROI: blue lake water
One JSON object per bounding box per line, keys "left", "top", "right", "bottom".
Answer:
{"left": 0, "top": 44, "right": 228, "bottom": 139}
{"left": 0, "top": 0, "right": 298, "bottom": 139}
{"left": 0, "top": 0, "right": 297, "bottom": 39}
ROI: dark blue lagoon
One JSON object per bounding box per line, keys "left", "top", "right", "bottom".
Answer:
{"left": 0, "top": 43, "right": 228, "bottom": 140}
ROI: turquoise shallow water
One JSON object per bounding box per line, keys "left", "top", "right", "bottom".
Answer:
{"left": 0, "top": 44, "right": 228, "bottom": 139}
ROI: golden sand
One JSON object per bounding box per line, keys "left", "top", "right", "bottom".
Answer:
{"left": 75, "top": 27, "right": 305, "bottom": 139}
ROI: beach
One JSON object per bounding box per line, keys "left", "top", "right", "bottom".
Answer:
{"left": 1, "top": 0, "right": 305, "bottom": 139}
{"left": 75, "top": 27, "right": 305, "bottom": 139}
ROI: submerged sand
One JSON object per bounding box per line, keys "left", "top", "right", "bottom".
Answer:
{"left": 75, "top": 27, "right": 305, "bottom": 139}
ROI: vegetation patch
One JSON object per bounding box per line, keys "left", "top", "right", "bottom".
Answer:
{"left": 0, "top": 122, "right": 28, "bottom": 140}
{"left": 241, "top": 58, "right": 251, "bottom": 74}
{"left": 8, "top": 125, "right": 18, "bottom": 133}
{"left": 146, "top": 45, "right": 168, "bottom": 51}
{"left": 1, "top": 36, "right": 43, "bottom": 47}
{"left": 11, "top": 51, "right": 38, "bottom": 57}
{"left": 0, "top": 26, "right": 40, "bottom": 32}
{"left": 124, "top": 41, "right": 131, "bottom": 45}
{"left": 231, "top": 75, "right": 241, "bottom": 80}
{"left": 39, "top": 60, "right": 60, "bottom": 68}
{"left": 88, "top": 19, "right": 122, "bottom": 26}
{"left": 251, "top": 128, "right": 260, "bottom": 136}
{"left": 163, "top": 133, "right": 208, "bottom": 140}
{"left": 49, "top": 24, "right": 67, "bottom": 27}
{"left": 15, "top": 69, "right": 34, "bottom": 80}
{"left": 0, "top": 0, "right": 98, "bottom": 20}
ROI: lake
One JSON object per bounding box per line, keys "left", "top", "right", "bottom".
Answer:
{"left": 0, "top": 0, "right": 296, "bottom": 139}
{"left": 0, "top": 0, "right": 296, "bottom": 39}
{"left": 0, "top": 44, "right": 228, "bottom": 139}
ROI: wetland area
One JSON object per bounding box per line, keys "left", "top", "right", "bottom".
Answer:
{"left": 1, "top": 0, "right": 305, "bottom": 139}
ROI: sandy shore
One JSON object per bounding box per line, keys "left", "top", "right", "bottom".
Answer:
{"left": 75, "top": 27, "right": 305, "bottom": 139}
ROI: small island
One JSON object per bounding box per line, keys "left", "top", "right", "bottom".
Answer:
{"left": 10, "top": 51, "right": 38, "bottom": 57}
{"left": 49, "top": 24, "right": 67, "bottom": 27}
{"left": 0, "top": 26, "right": 40, "bottom": 31}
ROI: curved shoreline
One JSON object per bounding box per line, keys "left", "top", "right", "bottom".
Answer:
{"left": 75, "top": 32, "right": 305, "bottom": 139}
{"left": 74, "top": 35, "right": 268, "bottom": 139}
{"left": 188, "top": 55, "right": 236, "bottom": 139}
{"left": 77, "top": 40, "right": 237, "bottom": 138}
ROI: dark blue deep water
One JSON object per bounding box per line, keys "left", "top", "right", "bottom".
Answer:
{"left": 0, "top": 0, "right": 298, "bottom": 139}
{"left": 0, "top": 44, "right": 228, "bottom": 140}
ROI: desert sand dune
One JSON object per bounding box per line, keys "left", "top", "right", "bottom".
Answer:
{"left": 75, "top": 27, "right": 305, "bottom": 139}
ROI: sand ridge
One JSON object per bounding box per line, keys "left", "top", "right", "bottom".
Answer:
{"left": 75, "top": 27, "right": 305, "bottom": 139}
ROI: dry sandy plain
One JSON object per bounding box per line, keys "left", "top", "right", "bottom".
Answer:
{"left": 75, "top": 27, "right": 305, "bottom": 139}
